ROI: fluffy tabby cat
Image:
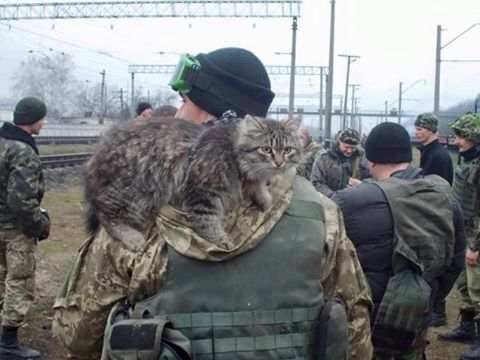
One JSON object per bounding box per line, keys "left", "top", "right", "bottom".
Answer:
{"left": 85, "top": 115, "right": 303, "bottom": 249}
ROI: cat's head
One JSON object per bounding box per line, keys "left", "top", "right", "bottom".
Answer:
{"left": 235, "top": 115, "right": 303, "bottom": 180}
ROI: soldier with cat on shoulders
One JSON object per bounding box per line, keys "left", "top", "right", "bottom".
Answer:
{"left": 52, "top": 47, "right": 373, "bottom": 360}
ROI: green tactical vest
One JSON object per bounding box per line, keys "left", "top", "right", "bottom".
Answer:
{"left": 376, "top": 174, "right": 455, "bottom": 282}
{"left": 452, "top": 157, "right": 480, "bottom": 234}
{"left": 104, "top": 178, "right": 348, "bottom": 360}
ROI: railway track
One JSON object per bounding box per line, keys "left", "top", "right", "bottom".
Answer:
{"left": 40, "top": 153, "right": 93, "bottom": 169}
{"left": 35, "top": 136, "right": 99, "bottom": 145}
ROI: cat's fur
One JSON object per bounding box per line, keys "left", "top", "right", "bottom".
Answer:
{"left": 85, "top": 115, "right": 303, "bottom": 249}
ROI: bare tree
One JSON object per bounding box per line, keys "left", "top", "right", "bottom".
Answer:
{"left": 10, "top": 53, "right": 80, "bottom": 120}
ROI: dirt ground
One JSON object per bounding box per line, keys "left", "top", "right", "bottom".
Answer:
{"left": 17, "top": 185, "right": 472, "bottom": 359}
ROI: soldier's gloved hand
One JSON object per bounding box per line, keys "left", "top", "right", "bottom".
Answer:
{"left": 37, "top": 208, "right": 51, "bottom": 241}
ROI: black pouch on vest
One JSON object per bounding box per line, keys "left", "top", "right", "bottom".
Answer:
{"left": 317, "top": 299, "right": 348, "bottom": 360}
{"left": 106, "top": 318, "right": 192, "bottom": 360}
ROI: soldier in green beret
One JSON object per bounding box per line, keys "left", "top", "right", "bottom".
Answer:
{"left": 0, "top": 96, "right": 51, "bottom": 359}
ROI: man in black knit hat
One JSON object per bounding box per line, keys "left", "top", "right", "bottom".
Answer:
{"left": 53, "top": 47, "right": 374, "bottom": 360}
{"left": 332, "top": 122, "right": 466, "bottom": 359}
{"left": 0, "top": 97, "right": 50, "bottom": 359}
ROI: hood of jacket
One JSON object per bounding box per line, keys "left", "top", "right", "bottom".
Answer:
{"left": 155, "top": 176, "right": 294, "bottom": 262}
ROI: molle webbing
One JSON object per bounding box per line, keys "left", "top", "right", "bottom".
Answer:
{"left": 453, "top": 159, "right": 480, "bottom": 225}
{"left": 164, "top": 307, "right": 321, "bottom": 359}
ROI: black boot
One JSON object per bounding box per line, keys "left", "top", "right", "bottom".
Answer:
{"left": 461, "top": 321, "right": 480, "bottom": 360}
{"left": 431, "top": 299, "right": 448, "bottom": 327}
{"left": 0, "top": 326, "right": 41, "bottom": 359}
{"left": 438, "top": 308, "right": 476, "bottom": 342}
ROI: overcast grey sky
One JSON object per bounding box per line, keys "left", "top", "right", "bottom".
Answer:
{"left": 1, "top": 0, "right": 479, "bottom": 118}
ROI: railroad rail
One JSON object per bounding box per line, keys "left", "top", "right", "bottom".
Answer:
{"left": 40, "top": 153, "right": 93, "bottom": 169}
{"left": 35, "top": 136, "right": 99, "bottom": 145}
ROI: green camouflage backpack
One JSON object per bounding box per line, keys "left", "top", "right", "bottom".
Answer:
{"left": 373, "top": 174, "right": 454, "bottom": 351}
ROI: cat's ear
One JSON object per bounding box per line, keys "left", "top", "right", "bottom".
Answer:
{"left": 243, "top": 115, "right": 265, "bottom": 131}
{"left": 283, "top": 115, "right": 302, "bottom": 132}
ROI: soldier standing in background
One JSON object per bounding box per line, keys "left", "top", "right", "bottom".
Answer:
{"left": 0, "top": 97, "right": 51, "bottom": 359}
{"left": 439, "top": 113, "right": 480, "bottom": 360}
{"left": 310, "top": 128, "right": 370, "bottom": 197}
{"left": 53, "top": 47, "right": 373, "bottom": 360}
{"left": 135, "top": 102, "right": 153, "bottom": 123}
{"left": 415, "top": 113, "right": 453, "bottom": 185}
{"left": 296, "top": 127, "right": 324, "bottom": 179}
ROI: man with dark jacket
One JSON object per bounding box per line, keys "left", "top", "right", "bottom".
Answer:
{"left": 415, "top": 112, "right": 453, "bottom": 184}
{"left": 310, "top": 128, "right": 370, "bottom": 197}
{"left": 332, "top": 122, "right": 466, "bottom": 359}
{"left": 0, "top": 97, "right": 51, "bottom": 359}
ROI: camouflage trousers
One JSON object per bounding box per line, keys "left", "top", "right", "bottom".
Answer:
{"left": 0, "top": 229, "right": 36, "bottom": 327}
{"left": 457, "top": 262, "right": 480, "bottom": 316}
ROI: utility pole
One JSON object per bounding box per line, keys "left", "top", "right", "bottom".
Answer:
{"left": 99, "top": 69, "right": 106, "bottom": 124}
{"left": 339, "top": 54, "right": 360, "bottom": 130}
{"left": 288, "top": 16, "right": 298, "bottom": 120}
{"left": 319, "top": 66, "right": 327, "bottom": 134}
{"left": 433, "top": 23, "right": 480, "bottom": 115}
{"left": 324, "top": 0, "right": 335, "bottom": 144}
{"left": 398, "top": 81, "right": 403, "bottom": 124}
{"left": 434, "top": 25, "right": 442, "bottom": 115}
{"left": 131, "top": 72, "right": 135, "bottom": 117}
{"left": 350, "top": 84, "right": 360, "bottom": 128}
{"left": 384, "top": 101, "right": 388, "bottom": 122}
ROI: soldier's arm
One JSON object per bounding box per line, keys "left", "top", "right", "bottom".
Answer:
{"left": 52, "top": 229, "right": 166, "bottom": 359}
{"left": 310, "top": 155, "right": 335, "bottom": 197}
{"left": 320, "top": 195, "right": 373, "bottom": 360}
{"left": 6, "top": 145, "right": 49, "bottom": 238}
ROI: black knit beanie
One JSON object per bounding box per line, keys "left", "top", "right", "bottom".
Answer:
{"left": 13, "top": 97, "right": 47, "bottom": 125}
{"left": 136, "top": 102, "right": 152, "bottom": 116}
{"left": 365, "top": 122, "right": 412, "bottom": 163}
{"left": 187, "top": 48, "right": 275, "bottom": 118}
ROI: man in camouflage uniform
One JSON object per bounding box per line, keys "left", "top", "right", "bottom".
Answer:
{"left": 296, "top": 127, "right": 324, "bottom": 179}
{"left": 0, "top": 97, "right": 51, "bottom": 359}
{"left": 439, "top": 113, "right": 480, "bottom": 360}
{"left": 310, "top": 128, "right": 370, "bottom": 197}
{"left": 53, "top": 47, "right": 373, "bottom": 360}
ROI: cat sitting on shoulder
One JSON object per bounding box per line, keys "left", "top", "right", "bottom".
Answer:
{"left": 85, "top": 115, "right": 303, "bottom": 250}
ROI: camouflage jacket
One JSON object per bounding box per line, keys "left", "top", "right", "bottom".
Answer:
{"left": 310, "top": 141, "right": 370, "bottom": 197}
{"left": 0, "top": 122, "right": 49, "bottom": 238}
{"left": 52, "top": 176, "right": 373, "bottom": 360}
{"left": 296, "top": 137, "right": 324, "bottom": 179}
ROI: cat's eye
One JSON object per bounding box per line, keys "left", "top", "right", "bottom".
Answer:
{"left": 284, "top": 147, "right": 295, "bottom": 154}
{"left": 260, "top": 146, "right": 273, "bottom": 154}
